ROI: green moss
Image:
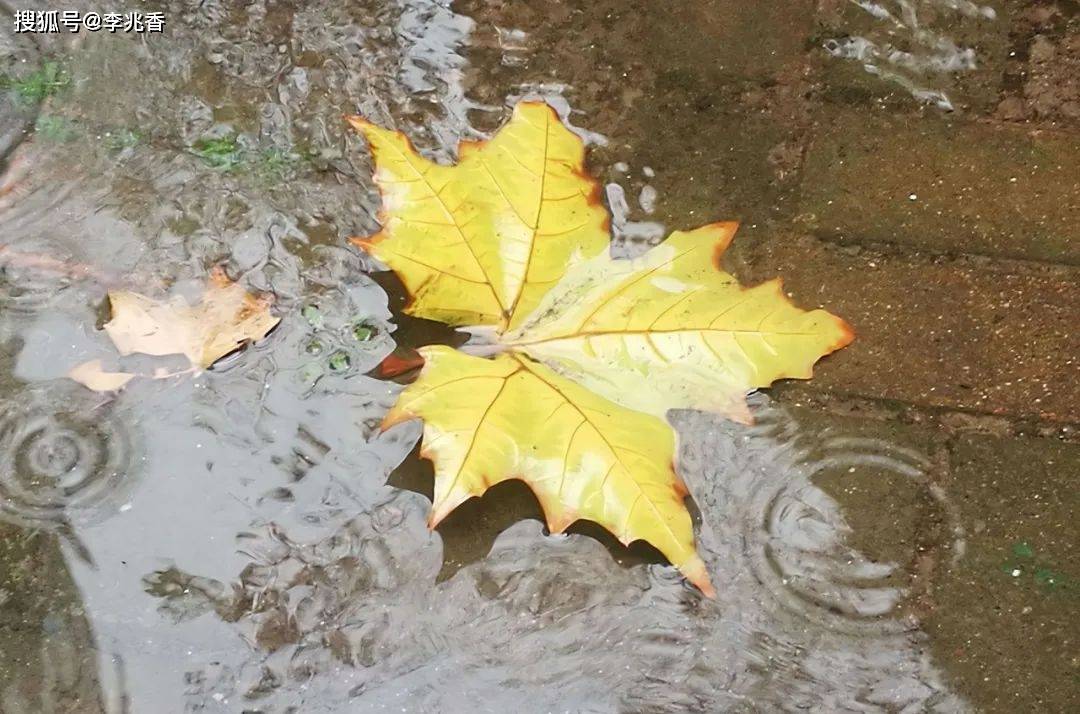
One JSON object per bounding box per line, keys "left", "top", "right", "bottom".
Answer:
{"left": 34, "top": 115, "right": 77, "bottom": 142}
{"left": 190, "top": 135, "right": 245, "bottom": 171}
{"left": 104, "top": 128, "right": 141, "bottom": 152}
{"left": 301, "top": 304, "right": 324, "bottom": 329}
{"left": 327, "top": 351, "right": 351, "bottom": 372}
{"left": 351, "top": 321, "right": 376, "bottom": 342}
{"left": 252, "top": 145, "right": 319, "bottom": 181}
{"left": 166, "top": 216, "right": 200, "bottom": 236}
{"left": 1012, "top": 541, "right": 1035, "bottom": 560}
{"left": 1000, "top": 540, "right": 1078, "bottom": 595}
{"left": 298, "top": 362, "right": 324, "bottom": 384}
{"left": 1, "top": 61, "right": 70, "bottom": 103}
{"left": 189, "top": 135, "right": 316, "bottom": 178}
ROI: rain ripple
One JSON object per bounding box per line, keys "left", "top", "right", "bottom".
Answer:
{"left": 749, "top": 430, "right": 963, "bottom": 635}
{"left": 0, "top": 384, "right": 136, "bottom": 531}
{"left": 140, "top": 398, "right": 967, "bottom": 712}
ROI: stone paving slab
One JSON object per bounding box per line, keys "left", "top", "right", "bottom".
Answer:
{"left": 0, "top": 526, "right": 106, "bottom": 710}
{"left": 797, "top": 108, "right": 1080, "bottom": 265}
{"left": 733, "top": 232, "right": 1080, "bottom": 423}
{"left": 463, "top": 0, "right": 820, "bottom": 235}
{"left": 924, "top": 433, "right": 1080, "bottom": 713}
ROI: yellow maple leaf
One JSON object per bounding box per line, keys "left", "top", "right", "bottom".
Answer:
{"left": 347, "top": 103, "right": 608, "bottom": 330}
{"left": 502, "top": 223, "right": 853, "bottom": 424}
{"left": 350, "top": 102, "right": 853, "bottom": 595}
{"left": 384, "top": 346, "right": 710, "bottom": 593}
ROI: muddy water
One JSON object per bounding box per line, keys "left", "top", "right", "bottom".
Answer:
{"left": 0, "top": 1, "right": 1076, "bottom": 712}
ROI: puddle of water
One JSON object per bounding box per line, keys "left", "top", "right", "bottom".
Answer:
{"left": 1, "top": 1, "right": 1076, "bottom": 712}
{"left": 822, "top": 0, "right": 998, "bottom": 111}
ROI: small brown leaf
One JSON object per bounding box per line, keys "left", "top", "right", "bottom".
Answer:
{"left": 103, "top": 267, "right": 279, "bottom": 370}
{"left": 70, "top": 268, "right": 279, "bottom": 393}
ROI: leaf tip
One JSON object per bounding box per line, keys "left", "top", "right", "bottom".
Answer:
{"left": 514, "top": 99, "right": 560, "bottom": 122}
{"left": 345, "top": 115, "right": 425, "bottom": 170}
{"left": 708, "top": 221, "right": 740, "bottom": 268}
{"left": 681, "top": 557, "right": 716, "bottom": 599}
{"left": 68, "top": 359, "right": 135, "bottom": 393}
{"left": 350, "top": 234, "right": 380, "bottom": 252}
{"left": 698, "top": 579, "right": 717, "bottom": 599}
{"left": 381, "top": 406, "right": 415, "bottom": 431}
{"left": 343, "top": 114, "right": 374, "bottom": 134}
{"left": 428, "top": 494, "right": 467, "bottom": 529}
{"left": 832, "top": 315, "right": 856, "bottom": 350}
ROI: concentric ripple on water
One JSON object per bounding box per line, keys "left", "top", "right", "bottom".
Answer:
{"left": 0, "top": 387, "right": 135, "bottom": 529}
{"left": 677, "top": 400, "right": 964, "bottom": 637}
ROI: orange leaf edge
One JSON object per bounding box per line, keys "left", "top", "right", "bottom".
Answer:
{"left": 380, "top": 404, "right": 415, "bottom": 432}
{"left": 708, "top": 225, "right": 856, "bottom": 385}
{"left": 706, "top": 220, "right": 741, "bottom": 268}
{"left": 831, "top": 314, "right": 857, "bottom": 351}
{"left": 344, "top": 112, "right": 413, "bottom": 253}
{"left": 349, "top": 234, "right": 382, "bottom": 251}
{"left": 766, "top": 277, "right": 857, "bottom": 370}
{"left": 422, "top": 471, "right": 717, "bottom": 598}
{"left": 681, "top": 556, "right": 717, "bottom": 598}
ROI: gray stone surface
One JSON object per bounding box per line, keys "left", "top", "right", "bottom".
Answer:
{"left": 799, "top": 109, "right": 1080, "bottom": 264}
{"left": 926, "top": 433, "right": 1080, "bottom": 712}
{"left": 736, "top": 231, "right": 1080, "bottom": 423}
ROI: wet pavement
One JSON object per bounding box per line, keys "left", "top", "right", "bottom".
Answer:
{"left": 1, "top": 0, "right": 1078, "bottom": 712}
